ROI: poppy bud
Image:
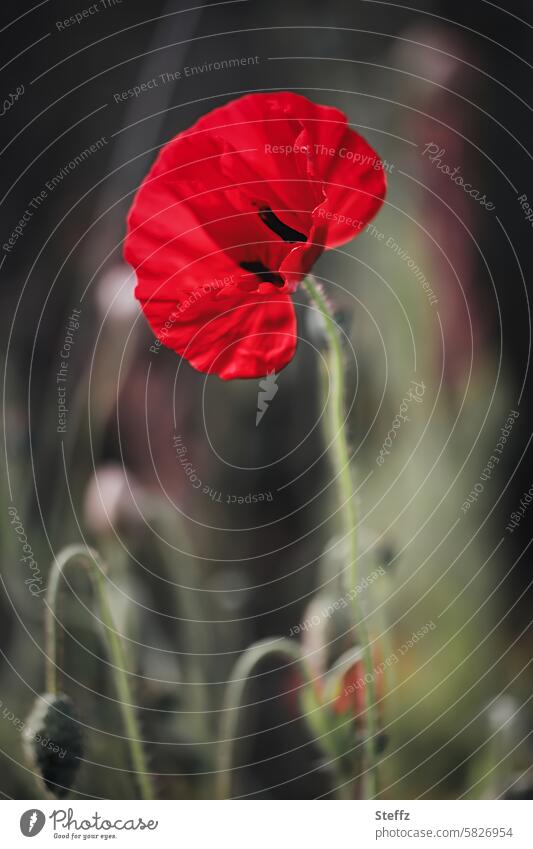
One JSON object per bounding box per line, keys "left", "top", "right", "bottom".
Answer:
{"left": 23, "top": 693, "right": 84, "bottom": 798}
{"left": 300, "top": 592, "right": 354, "bottom": 681}
{"left": 95, "top": 262, "right": 137, "bottom": 322}
{"left": 83, "top": 463, "right": 140, "bottom": 537}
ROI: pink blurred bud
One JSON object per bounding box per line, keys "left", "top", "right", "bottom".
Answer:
{"left": 95, "top": 262, "right": 138, "bottom": 322}
{"left": 83, "top": 463, "right": 140, "bottom": 536}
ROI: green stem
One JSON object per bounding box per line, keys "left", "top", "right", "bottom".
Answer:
{"left": 44, "top": 545, "right": 154, "bottom": 800}
{"left": 216, "top": 638, "right": 346, "bottom": 800}
{"left": 302, "top": 276, "right": 379, "bottom": 799}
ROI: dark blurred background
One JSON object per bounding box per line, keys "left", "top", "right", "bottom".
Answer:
{"left": 1, "top": 0, "right": 532, "bottom": 799}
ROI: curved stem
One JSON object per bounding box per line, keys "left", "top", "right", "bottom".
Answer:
{"left": 302, "top": 276, "right": 379, "bottom": 799}
{"left": 216, "top": 638, "right": 346, "bottom": 800}
{"left": 44, "top": 545, "right": 154, "bottom": 800}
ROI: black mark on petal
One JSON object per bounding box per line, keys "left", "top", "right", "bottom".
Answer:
{"left": 258, "top": 207, "right": 306, "bottom": 243}
{"left": 240, "top": 261, "right": 284, "bottom": 287}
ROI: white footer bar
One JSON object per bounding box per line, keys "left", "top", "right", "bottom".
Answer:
{"left": 5, "top": 799, "right": 531, "bottom": 848}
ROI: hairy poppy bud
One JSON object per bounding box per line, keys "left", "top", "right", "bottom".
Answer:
{"left": 23, "top": 693, "right": 84, "bottom": 798}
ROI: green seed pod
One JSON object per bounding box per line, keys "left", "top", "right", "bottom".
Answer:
{"left": 23, "top": 693, "right": 84, "bottom": 798}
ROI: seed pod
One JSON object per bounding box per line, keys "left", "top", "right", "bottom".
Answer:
{"left": 23, "top": 693, "right": 84, "bottom": 798}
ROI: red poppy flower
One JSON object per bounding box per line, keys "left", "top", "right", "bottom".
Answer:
{"left": 125, "top": 92, "right": 386, "bottom": 379}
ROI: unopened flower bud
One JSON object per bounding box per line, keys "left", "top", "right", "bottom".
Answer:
{"left": 23, "top": 693, "right": 84, "bottom": 798}
{"left": 83, "top": 463, "right": 140, "bottom": 537}
{"left": 95, "top": 262, "right": 137, "bottom": 322}
{"left": 298, "top": 593, "right": 354, "bottom": 681}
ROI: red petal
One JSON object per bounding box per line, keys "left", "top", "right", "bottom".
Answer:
{"left": 313, "top": 127, "right": 387, "bottom": 246}
{"left": 138, "top": 287, "right": 297, "bottom": 380}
